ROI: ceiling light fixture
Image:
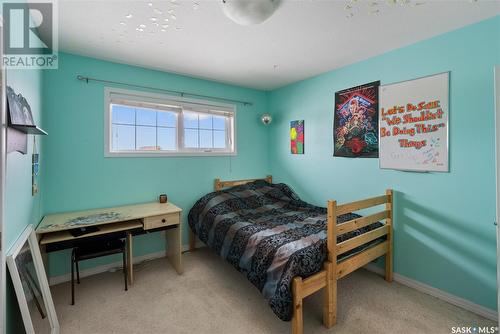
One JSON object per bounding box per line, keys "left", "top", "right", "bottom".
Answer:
{"left": 221, "top": 0, "right": 280, "bottom": 26}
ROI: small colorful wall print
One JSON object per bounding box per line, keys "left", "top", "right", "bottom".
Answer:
{"left": 334, "top": 81, "right": 380, "bottom": 158}
{"left": 290, "top": 120, "right": 304, "bottom": 154}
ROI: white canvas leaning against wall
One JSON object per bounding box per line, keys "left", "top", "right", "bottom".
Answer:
{"left": 6, "top": 225, "right": 59, "bottom": 334}
{"left": 379, "top": 72, "right": 449, "bottom": 172}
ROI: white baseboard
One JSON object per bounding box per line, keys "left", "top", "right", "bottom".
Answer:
{"left": 364, "top": 263, "right": 498, "bottom": 322}
{"left": 49, "top": 244, "right": 196, "bottom": 286}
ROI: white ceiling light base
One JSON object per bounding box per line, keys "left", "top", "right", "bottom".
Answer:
{"left": 221, "top": 0, "right": 280, "bottom": 26}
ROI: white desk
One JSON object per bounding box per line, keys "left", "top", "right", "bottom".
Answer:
{"left": 36, "top": 202, "right": 183, "bottom": 284}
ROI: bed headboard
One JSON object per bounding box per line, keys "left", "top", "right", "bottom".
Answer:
{"left": 214, "top": 175, "right": 272, "bottom": 191}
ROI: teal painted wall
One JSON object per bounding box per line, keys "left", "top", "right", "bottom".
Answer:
{"left": 268, "top": 16, "right": 500, "bottom": 311}
{"left": 42, "top": 52, "right": 270, "bottom": 277}
{"left": 2, "top": 0, "right": 45, "bottom": 330}
{"left": 22, "top": 16, "right": 498, "bottom": 333}
{"left": 5, "top": 68, "right": 44, "bottom": 334}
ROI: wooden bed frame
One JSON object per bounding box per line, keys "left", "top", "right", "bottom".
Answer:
{"left": 189, "top": 176, "right": 393, "bottom": 334}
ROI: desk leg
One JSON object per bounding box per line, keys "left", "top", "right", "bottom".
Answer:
{"left": 189, "top": 228, "right": 196, "bottom": 251}
{"left": 166, "top": 225, "right": 183, "bottom": 274}
{"left": 126, "top": 232, "right": 134, "bottom": 285}
{"left": 40, "top": 244, "right": 49, "bottom": 278}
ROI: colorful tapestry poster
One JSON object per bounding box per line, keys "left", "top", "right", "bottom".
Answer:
{"left": 334, "top": 81, "right": 380, "bottom": 158}
{"left": 290, "top": 120, "right": 304, "bottom": 154}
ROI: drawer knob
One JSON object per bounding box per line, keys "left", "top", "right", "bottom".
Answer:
{"left": 162, "top": 219, "right": 166, "bottom": 223}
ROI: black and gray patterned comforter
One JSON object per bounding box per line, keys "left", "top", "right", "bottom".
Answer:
{"left": 188, "top": 180, "right": 383, "bottom": 321}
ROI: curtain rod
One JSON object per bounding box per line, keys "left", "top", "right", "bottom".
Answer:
{"left": 76, "top": 75, "right": 253, "bottom": 106}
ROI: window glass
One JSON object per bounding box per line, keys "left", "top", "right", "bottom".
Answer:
{"left": 158, "top": 111, "right": 176, "bottom": 128}
{"left": 136, "top": 108, "right": 156, "bottom": 126}
{"left": 199, "top": 129, "right": 213, "bottom": 148}
{"left": 136, "top": 126, "right": 156, "bottom": 150}
{"left": 184, "top": 111, "right": 198, "bottom": 129}
{"left": 213, "top": 130, "right": 226, "bottom": 148}
{"left": 112, "top": 124, "right": 135, "bottom": 151}
{"left": 213, "top": 116, "right": 225, "bottom": 130}
{"left": 108, "top": 92, "right": 235, "bottom": 155}
{"left": 199, "top": 114, "right": 212, "bottom": 129}
{"left": 184, "top": 129, "right": 199, "bottom": 148}
{"left": 158, "top": 127, "right": 176, "bottom": 150}
{"left": 112, "top": 105, "right": 135, "bottom": 125}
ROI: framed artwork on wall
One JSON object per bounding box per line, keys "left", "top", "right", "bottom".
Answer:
{"left": 290, "top": 120, "right": 304, "bottom": 154}
{"left": 334, "top": 81, "right": 380, "bottom": 158}
{"left": 7, "top": 225, "right": 59, "bottom": 334}
{"left": 7, "top": 86, "right": 34, "bottom": 126}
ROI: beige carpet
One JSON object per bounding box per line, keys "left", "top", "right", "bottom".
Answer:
{"left": 50, "top": 248, "right": 496, "bottom": 334}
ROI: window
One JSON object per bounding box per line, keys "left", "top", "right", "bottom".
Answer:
{"left": 105, "top": 88, "right": 236, "bottom": 156}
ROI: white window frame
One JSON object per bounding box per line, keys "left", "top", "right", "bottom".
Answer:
{"left": 104, "top": 87, "right": 237, "bottom": 157}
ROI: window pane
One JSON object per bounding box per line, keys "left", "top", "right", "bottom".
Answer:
{"left": 184, "top": 111, "right": 198, "bottom": 129}
{"left": 199, "top": 114, "right": 212, "bottom": 129}
{"left": 112, "top": 124, "right": 135, "bottom": 151}
{"left": 158, "top": 127, "right": 176, "bottom": 151}
{"left": 137, "top": 126, "right": 157, "bottom": 150}
{"left": 158, "top": 111, "right": 176, "bottom": 127}
{"left": 199, "top": 130, "right": 213, "bottom": 148}
{"left": 184, "top": 129, "right": 199, "bottom": 148}
{"left": 136, "top": 108, "right": 156, "bottom": 126}
{"left": 214, "top": 130, "right": 226, "bottom": 149}
{"left": 213, "top": 116, "right": 226, "bottom": 130}
{"left": 112, "top": 105, "right": 135, "bottom": 125}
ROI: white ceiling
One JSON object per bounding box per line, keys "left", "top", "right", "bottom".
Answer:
{"left": 59, "top": 0, "right": 500, "bottom": 90}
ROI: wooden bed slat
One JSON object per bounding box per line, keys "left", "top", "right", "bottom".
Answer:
{"left": 385, "top": 189, "right": 394, "bottom": 282}
{"left": 336, "top": 241, "right": 389, "bottom": 279}
{"left": 337, "top": 210, "right": 389, "bottom": 235}
{"left": 301, "top": 271, "right": 327, "bottom": 298}
{"left": 336, "top": 195, "right": 388, "bottom": 215}
{"left": 326, "top": 201, "right": 337, "bottom": 262}
{"left": 336, "top": 225, "right": 389, "bottom": 256}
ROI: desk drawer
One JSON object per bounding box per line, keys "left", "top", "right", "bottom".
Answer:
{"left": 143, "top": 213, "right": 180, "bottom": 230}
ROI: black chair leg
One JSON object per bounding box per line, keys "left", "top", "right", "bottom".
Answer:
{"left": 76, "top": 260, "right": 80, "bottom": 284}
{"left": 71, "top": 249, "right": 75, "bottom": 305}
{"left": 123, "top": 247, "right": 128, "bottom": 291}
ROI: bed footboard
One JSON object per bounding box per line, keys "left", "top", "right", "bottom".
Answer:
{"left": 291, "top": 189, "right": 393, "bottom": 334}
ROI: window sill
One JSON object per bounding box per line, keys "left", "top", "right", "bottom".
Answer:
{"left": 104, "top": 150, "right": 237, "bottom": 158}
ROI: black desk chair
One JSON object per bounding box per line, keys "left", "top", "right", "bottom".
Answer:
{"left": 71, "top": 238, "right": 128, "bottom": 305}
